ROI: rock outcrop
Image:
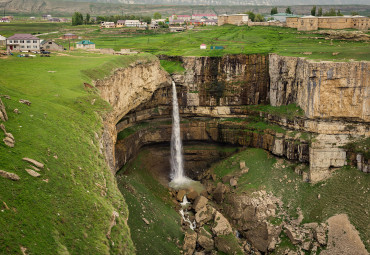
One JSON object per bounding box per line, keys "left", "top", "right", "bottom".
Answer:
{"left": 269, "top": 54, "right": 370, "bottom": 122}
{"left": 0, "top": 98, "right": 8, "bottom": 122}
{"left": 95, "top": 58, "right": 171, "bottom": 171}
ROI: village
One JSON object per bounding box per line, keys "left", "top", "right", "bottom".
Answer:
{"left": 0, "top": 8, "right": 369, "bottom": 57}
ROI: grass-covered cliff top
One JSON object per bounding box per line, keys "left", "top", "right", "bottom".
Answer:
{"left": 1, "top": 22, "right": 369, "bottom": 61}
{"left": 0, "top": 53, "right": 157, "bottom": 254}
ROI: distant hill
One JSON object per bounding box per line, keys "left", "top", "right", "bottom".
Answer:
{"left": 0, "top": 0, "right": 369, "bottom": 16}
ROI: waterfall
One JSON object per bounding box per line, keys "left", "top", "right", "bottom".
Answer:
{"left": 170, "top": 81, "right": 190, "bottom": 185}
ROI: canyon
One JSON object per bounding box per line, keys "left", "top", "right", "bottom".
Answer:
{"left": 96, "top": 53, "right": 369, "bottom": 183}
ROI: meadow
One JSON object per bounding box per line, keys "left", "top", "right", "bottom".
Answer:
{"left": 1, "top": 22, "right": 369, "bottom": 61}
{"left": 0, "top": 52, "right": 155, "bottom": 254}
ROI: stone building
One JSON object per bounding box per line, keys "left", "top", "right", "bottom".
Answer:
{"left": 287, "top": 15, "right": 369, "bottom": 31}
{"left": 41, "top": 40, "right": 64, "bottom": 52}
{"left": 218, "top": 14, "right": 248, "bottom": 26}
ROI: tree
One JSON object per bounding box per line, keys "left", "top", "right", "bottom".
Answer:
{"left": 85, "top": 13, "right": 90, "bottom": 25}
{"left": 153, "top": 12, "right": 161, "bottom": 19}
{"left": 285, "top": 7, "right": 292, "bottom": 14}
{"left": 351, "top": 11, "right": 359, "bottom": 16}
{"left": 270, "top": 7, "right": 278, "bottom": 15}
{"left": 311, "top": 6, "right": 316, "bottom": 16}
{"left": 246, "top": 11, "right": 255, "bottom": 22}
{"left": 323, "top": 8, "right": 337, "bottom": 16}
{"left": 318, "top": 7, "right": 323, "bottom": 16}
{"left": 337, "top": 9, "right": 343, "bottom": 16}
{"left": 255, "top": 14, "right": 264, "bottom": 22}
{"left": 72, "top": 12, "right": 83, "bottom": 26}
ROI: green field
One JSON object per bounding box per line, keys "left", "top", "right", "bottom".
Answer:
{"left": 1, "top": 22, "right": 369, "bottom": 61}
{"left": 0, "top": 52, "right": 154, "bottom": 254}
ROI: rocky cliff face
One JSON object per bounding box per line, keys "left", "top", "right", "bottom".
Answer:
{"left": 269, "top": 54, "right": 370, "bottom": 122}
{"left": 95, "top": 59, "right": 171, "bottom": 170}
{"left": 98, "top": 54, "right": 368, "bottom": 182}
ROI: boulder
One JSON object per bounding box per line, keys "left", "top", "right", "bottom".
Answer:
{"left": 212, "top": 211, "right": 232, "bottom": 236}
{"left": 183, "top": 230, "right": 197, "bottom": 255}
{"left": 215, "top": 234, "right": 243, "bottom": 254}
{"left": 197, "top": 228, "right": 214, "bottom": 251}
{"left": 314, "top": 223, "right": 327, "bottom": 246}
{"left": 195, "top": 205, "right": 215, "bottom": 225}
{"left": 0, "top": 170, "right": 20, "bottom": 181}
{"left": 245, "top": 222, "right": 269, "bottom": 252}
{"left": 240, "top": 161, "right": 246, "bottom": 170}
{"left": 193, "top": 196, "right": 208, "bottom": 212}
{"left": 187, "top": 190, "right": 199, "bottom": 201}
{"left": 229, "top": 178, "right": 237, "bottom": 187}
{"left": 177, "top": 189, "right": 186, "bottom": 201}
{"left": 19, "top": 99, "right": 31, "bottom": 106}
{"left": 0, "top": 98, "right": 8, "bottom": 122}
{"left": 25, "top": 169, "right": 41, "bottom": 177}
{"left": 22, "top": 158, "right": 44, "bottom": 169}
{"left": 213, "top": 182, "right": 227, "bottom": 204}
{"left": 3, "top": 136, "right": 15, "bottom": 147}
{"left": 285, "top": 225, "right": 303, "bottom": 245}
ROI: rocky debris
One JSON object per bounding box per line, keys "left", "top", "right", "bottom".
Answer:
{"left": 0, "top": 95, "right": 11, "bottom": 100}
{"left": 317, "top": 30, "right": 370, "bottom": 41}
{"left": 25, "top": 169, "right": 40, "bottom": 177}
{"left": 197, "top": 228, "right": 214, "bottom": 251}
{"left": 106, "top": 211, "right": 119, "bottom": 239}
{"left": 19, "top": 99, "right": 31, "bottom": 106}
{"left": 20, "top": 246, "right": 27, "bottom": 255}
{"left": 22, "top": 158, "right": 44, "bottom": 169}
{"left": 177, "top": 189, "right": 186, "bottom": 201}
{"left": 229, "top": 178, "right": 237, "bottom": 187}
{"left": 285, "top": 225, "right": 304, "bottom": 245}
{"left": 213, "top": 182, "right": 228, "bottom": 204}
{"left": 29, "top": 165, "right": 40, "bottom": 172}
{"left": 321, "top": 214, "right": 367, "bottom": 255}
{"left": 13, "top": 109, "right": 19, "bottom": 114}
{"left": 142, "top": 218, "right": 150, "bottom": 225}
{"left": 183, "top": 230, "right": 197, "bottom": 255}
{"left": 214, "top": 235, "right": 243, "bottom": 254}
{"left": 187, "top": 189, "right": 199, "bottom": 201}
{"left": 212, "top": 211, "right": 232, "bottom": 236}
{"left": 313, "top": 223, "right": 327, "bottom": 246}
{"left": 195, "top": 205, "right": 215, "bottom": 225}
{"left": 1, "top": 124, "right": 15, "bottom": 147}
{"left": 239, "top": 161, "right": 246, "bottom": 170}
{"left": 0, "top": 98, "right": 8, "bottom": 122}
{"left": 0, "top": 170, "right": 20, "bottom": 181}
{"left": 193, "top": 196, "right": 208, "bottom": 212}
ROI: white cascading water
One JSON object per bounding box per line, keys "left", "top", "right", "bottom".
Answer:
{"left": 170, "top": 81, "right": 191, "bottom": 185}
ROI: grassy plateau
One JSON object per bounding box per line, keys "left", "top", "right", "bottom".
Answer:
{"left": 0, "top": 52, "right": 154, "bottom": 254}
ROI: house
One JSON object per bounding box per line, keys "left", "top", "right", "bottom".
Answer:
{"left": 149, "top": 24, "right": 159, "bottom": 30}
{"left": 170, "top": 19, "right": 186, "bottom": 25}
{"left": 116, "top": 20, "right": 125, "bottom": 27}
{"left": 125, "top": 20, "right": 147, "bottom": 28}
{"left": 151, "top": 19, "right": 166, "bottom": 25}
{"left": 41, "top": 40, "right": 64, "bottom": 52}
{"left": 170, "top": 15, "right": 191, "bottom": 21}
{"left": 192, "top": 14, "right": 217, "bottom": 20}
{"left": 0, "top": 35, "right": 6, "bottom": 46}
{"left": 218, "top": 14, "right": 249, "bottom": 26}
{"left": 100, "top": 21, "right": 115, "bottom": 28}
{"left": 49, "top": 18, "right": 61, "bottom": 22}
{"left": 42, "top": 14, "right": 52, "bottom": 20}
{"left": 204, "top": 19, "right": 217, "bottom": 26}
{"left": 0, "top": 18, "right": 10, "bottom": 23}
{"left": 287, "top": 15, "right": 369, "bottom": 31}
{"left": 76, "top": 40, "right": 95, "bottom": 49}
{"left": 169, "top": 26, "right": 185, "bottom": 32}
{"left": 265, "top": 13, "right": 300, "bottom": 23}
{"left": 62, "top": 33, "right": 78, "bottom": 40}
{"left": 200, "top": 44, "right": 207, "bottom": 49}
{"left": 6, "top": 34, "right": 41, "bottom": 52}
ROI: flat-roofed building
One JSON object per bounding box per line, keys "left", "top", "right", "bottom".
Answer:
{"left": 218, "top": 14, "right": 248, "bottom": 26}
{"left": 6, "top": 34, "right": 40, "bottom": 52}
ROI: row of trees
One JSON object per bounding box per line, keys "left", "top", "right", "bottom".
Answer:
{"left": 270, "top": 7, "right": 292, "bottom": 15}
{"left": 245, "top": 11, "right": 264, "bottom": 22}
{"left": 72, "top": 12, "right": 90, "bottom": 26}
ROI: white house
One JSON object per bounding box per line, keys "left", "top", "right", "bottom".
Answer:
{"left": 200, "top": 44, "right": 207, "bottom": 49}
{"left": 125, "top": 20, "right": 147, "bottom": 28}
{"left": 0, "top": 35, "right": 6, "bottom": 46}
{"left": 76, "top": 40, "right": 95, "bottom": 50}
{"left": 6, "top": 34, "right": 40, "bottom": 52}
{"left": 192, "top": 14, "right": 217, "bottom": 20}
{"left": 100, "top": 21, "right": 115, "bottom": 28}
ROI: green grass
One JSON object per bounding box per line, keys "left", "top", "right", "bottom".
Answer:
{"left": 2, "top": 22, "right": 369, "bottom": 61}
{"left": 117, "top": 122, "right": 151, "bottom": 140}
{"left": 116, "top": 149, "right": 183, "bottom": 255}
{"left": 0, "top": 52, "right": 153, "bottom": 254}
{"left": 160, "top": 60, "right": 185, "bottom": 74}
{"left": 212, "top": 148, "right": 370, "bottom": 250}
{"left": 246, "top": 104, "right": 305, "bottom": 120}
{"left": 342, "top": 136, "right": 370, "bottom": 160}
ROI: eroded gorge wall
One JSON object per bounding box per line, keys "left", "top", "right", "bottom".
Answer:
{"left": 97, "top": 54, "right": 369, "bottom": 182}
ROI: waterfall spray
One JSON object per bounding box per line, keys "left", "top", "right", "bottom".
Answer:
{"left": 170, "top": 81, "right": 191, "bottom": 186}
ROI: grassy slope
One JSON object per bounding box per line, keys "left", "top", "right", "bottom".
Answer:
{"left": 1, "top": 22, "right": 369, "bottom": 61}
{"left": 212, "top": 148, "right": 370, "bottom": 251}
{"left": 116, "top": 149, "right": 183, "bottom": 255}
{"left": 0, "top": 52, "right": 153, "bottom": 254}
